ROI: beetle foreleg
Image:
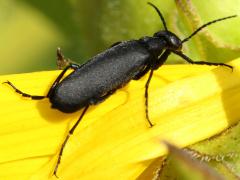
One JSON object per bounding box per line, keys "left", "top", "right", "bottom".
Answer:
{"left": 173, "top": 51, "right": 233, "bottom": 70}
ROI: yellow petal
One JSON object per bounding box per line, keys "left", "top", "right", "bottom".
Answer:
{"left": 0, "top": 59, "right": 239, "bottom": 179}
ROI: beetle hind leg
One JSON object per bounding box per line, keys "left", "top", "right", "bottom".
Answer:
{"left": 47, "top": 63, "right": 80, "bottom": 98}
{"left": 3, "top": 81, "right": 46, "bottom": 100}
{"left": 53, "top": 105, "right": 89, "bottom": 177}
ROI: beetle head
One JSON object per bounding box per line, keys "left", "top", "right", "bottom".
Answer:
{"left": 154, "top": 31, "right": 182, "bottom": 51}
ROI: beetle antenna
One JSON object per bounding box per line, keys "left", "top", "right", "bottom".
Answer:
{"left": 182, "top": 15, "right": 237, "bottom": 43}
{"left": 147, "top": 2, "right": 168, "bottom": 31}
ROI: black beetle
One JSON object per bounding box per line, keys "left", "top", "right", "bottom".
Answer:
{"left": 3, "top": 2, "right": 236, "bottom": 177}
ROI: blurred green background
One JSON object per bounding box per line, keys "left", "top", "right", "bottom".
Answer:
{"left": 0, "top": 0, "right": 240, "bottom": 74}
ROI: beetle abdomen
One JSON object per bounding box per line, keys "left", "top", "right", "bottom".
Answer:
{"left": 50, "top": 40, "right": 151, "bottom": 113}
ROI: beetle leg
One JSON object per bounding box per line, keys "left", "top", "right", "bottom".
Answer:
{"left": 153, "top": 50, "right": 171, "bottom": 70}
{"left": 3, "top": 81, "right": 46, "bottom": 100}
{"left": 141, "top": 51, "right": 172, "bottom": 126}
{"left": 144, "top": 69, "right": 155, "bottom": 127}
{"left": 3, "top": 63, "right": 81, "bottom": 100}
{"left": 47, "top": 63, "right": 80, "bottom": 98}
{"left": 133, "top": 49, "right": 169, "bottom": 80}
{"left": 173, "top": 51, "right": 233, "bottom": 70}
{"left": 53, "top": 105, "right": 90, "bottom": 177}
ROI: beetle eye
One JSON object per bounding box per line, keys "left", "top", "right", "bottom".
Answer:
{"left": 169, "top": 36, "right": 182, "bottom": 50}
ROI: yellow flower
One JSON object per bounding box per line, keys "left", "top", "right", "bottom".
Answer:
{"left": 0, "top": 58, "right": 239, "bottom": 179}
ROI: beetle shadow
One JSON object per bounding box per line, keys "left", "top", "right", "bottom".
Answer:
{"left": 35, "top": 99, "right": 65, "bottom": 123}
{"left": 35, "top": 99, "right": 79, "bottom": 123}
{"left": 35, "top": 98, "right": 100, "bottom": 124}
